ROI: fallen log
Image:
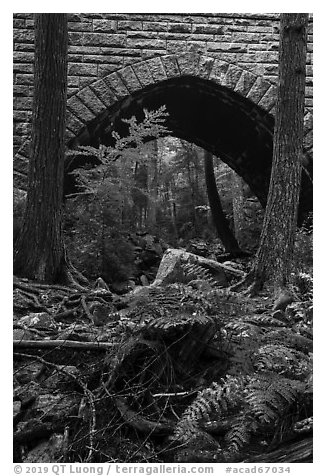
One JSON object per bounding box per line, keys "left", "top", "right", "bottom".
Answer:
{"left": 13, "top": 339, "right": 115, "bottom": 351}
{"left": 244, "top": 437, "right": 313, "bottom": 463}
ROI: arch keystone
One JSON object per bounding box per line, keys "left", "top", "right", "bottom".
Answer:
{"left": 177, "top": 52, "right": 201, "bottom": 76}
{"left": 208, "top": 59, "right": 230, "bottom": 84}
{"left": 197, "top": 55, "right": 215, "bottom": 79}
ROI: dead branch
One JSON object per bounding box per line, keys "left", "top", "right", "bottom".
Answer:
{"left": 115, "top": 397, "right": 174, "bottom": 435}
{"left": 152, "top": 391, "right": 192, "bottom": 398}
{"left": 243, "top": 437, "right": 313, "bottom": 463}
{"left": 13, "top": 339, "right": 115, "bottom": 351}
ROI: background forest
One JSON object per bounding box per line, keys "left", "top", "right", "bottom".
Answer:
{"left": 63, "top": 136, "right": 265, "bottom": 286}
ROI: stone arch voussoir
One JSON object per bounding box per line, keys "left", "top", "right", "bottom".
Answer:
{"left": 13, "top": 53, "right": 312, "bottom": 191}
{"left": 65, "top": 54, "right": 280, "bottom": 140}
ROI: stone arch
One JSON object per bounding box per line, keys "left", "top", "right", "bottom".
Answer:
{"left": 63, "top": 53, "right": 279, "bottom": 140}
{"left": 13, "top": 53, "right": 312, "bottom": 219}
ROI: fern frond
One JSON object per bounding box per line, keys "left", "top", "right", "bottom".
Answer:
{"left": 246, "top": 374, "right": 304, "bottom": 425}
{"left": 224, "top": 412, "right": 254, "bottom": 455}
{"left": 181, "top": 262, "right": 221, "bottom": 287}
{"left": 66, "top": 145, "right": 99, "bottom": 157}
{"left": 244, "top": 314, "right": 288, "bottom": 327}
{"left": 262, "top": 328, "right": 312, "bottom": 354}
{"left": 223, "top": 320, "right": 262, "bottom": 375}
{"left": 145, "top": 312, "right": 213, "bottom": 333}
{"left": 254, "top": 344, "right": 299, "bottom": 372}
{"left": 174, "top": 376, "right": 246, "bottom": 443}
{"left": 225, "top": 320, "right": 263, "bottom": 339}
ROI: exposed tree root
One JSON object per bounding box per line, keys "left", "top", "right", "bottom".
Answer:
{"left": 229, "top": 270, "right": 262, "bottom": 296}
{"left": 62, "top": 265, "right": 90, "bottom": 292}
{"left": 13, "top": 275, "right": 312, "bottom": 464}
{"left": 81, "top": 295, "right": 93, "bottom": 322}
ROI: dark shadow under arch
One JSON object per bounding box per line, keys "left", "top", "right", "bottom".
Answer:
{"left": 66, "top": 76, "right": 312, "bottom": 222}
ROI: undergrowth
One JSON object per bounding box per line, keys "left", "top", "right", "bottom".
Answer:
{"left": 84, "top": 283, "right": 312, "bottom": 463}
{"left": 13, "top": 273, "right": 312, "bottom": 463}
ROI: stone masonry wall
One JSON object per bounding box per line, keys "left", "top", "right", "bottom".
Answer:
{"left": 13, "top": 13, "right": 313, "bottom": 154}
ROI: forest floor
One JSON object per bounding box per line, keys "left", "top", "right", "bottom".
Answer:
{"left": 13, "top": 248, "right": 313, "bottom": 464}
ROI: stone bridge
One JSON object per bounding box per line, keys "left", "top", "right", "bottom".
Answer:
{"left": 13, "top": 13, "right": 313, "bottom": 218}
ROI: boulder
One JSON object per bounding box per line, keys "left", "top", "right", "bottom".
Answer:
{"left": 13, "top": 328, "right": 35, "bottom": 341}
{"left": 140, "top": 274, "right": 149, "bottom": 286}
{"left": 28, "top": 392, "right": 80, "bottom": 422}
{"left": 43, "top": 365, "right": 79, "bottom": 390}
{"left": 22, "top": 433, "right": 65, "bottom": 463}
{"left": 15, "top": 361, "right": 44, "bottom": 385}
{"left": 13, "top": 401, "right": 22, "bottom": 420}
{"left": 152, "top": 248, "right": 245, "bottom": 287}
{"left": 18, "top": 312, "right": 56, "bottom": 330}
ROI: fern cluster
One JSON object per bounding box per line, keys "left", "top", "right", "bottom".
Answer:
{"left": 124, "top": 284, "right": 221, "bottom": 340}
{"left": 64, "top": 107, "right": 170, "bottom": 283}
{"left": 172, "top": 296, "right": 313, "bottom": 461}
{"left": 181, "top": 261, "right": 223, "bottom": 287}
{"left": 173, "top": 371, "right": 308, "bottom": 461}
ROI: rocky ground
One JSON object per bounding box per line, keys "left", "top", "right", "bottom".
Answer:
{"left": 13, "top": 248, "right": 313, "bottom": 463}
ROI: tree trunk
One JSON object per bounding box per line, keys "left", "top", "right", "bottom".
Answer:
{"left": 133, "top": 161, "right": 148, "bottom": 230}
{"left": 14, "top": 14, "right": 68, "bottom": 283}
{"left": 232, "top": 171, "right": 244, "bottom": 243}
{"left": 184, "top": 143, "right": 198, "bottom": 233}
{"left": 204, "top": 150, "right": 242, "bottom": 255}
{"left": 169, "top": 182, "right": 178, "bottom": 240}
{"left": 239, "top": 13, "right": 309, "bottom": 294}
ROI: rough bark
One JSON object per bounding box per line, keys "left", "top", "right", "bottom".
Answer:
{"left": 204, "top": 150, "right": 242, "bottom": 255}
{"left": 232, "top": 170, "right": 244, "bottom": 242}
{"left": 13, "top": 14, "right": 68, "bottom": 283}
{"left": 244, "top": 14, "right": 309, "bottom": 295}
{"left": 231, "top": 14, "right": 309, "bottom": 296}
{"left": 184, "top": 142, "right": 198, "bottom": 233}
{"left": 169, "top": 180, "right": 179, "bottom": 240}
